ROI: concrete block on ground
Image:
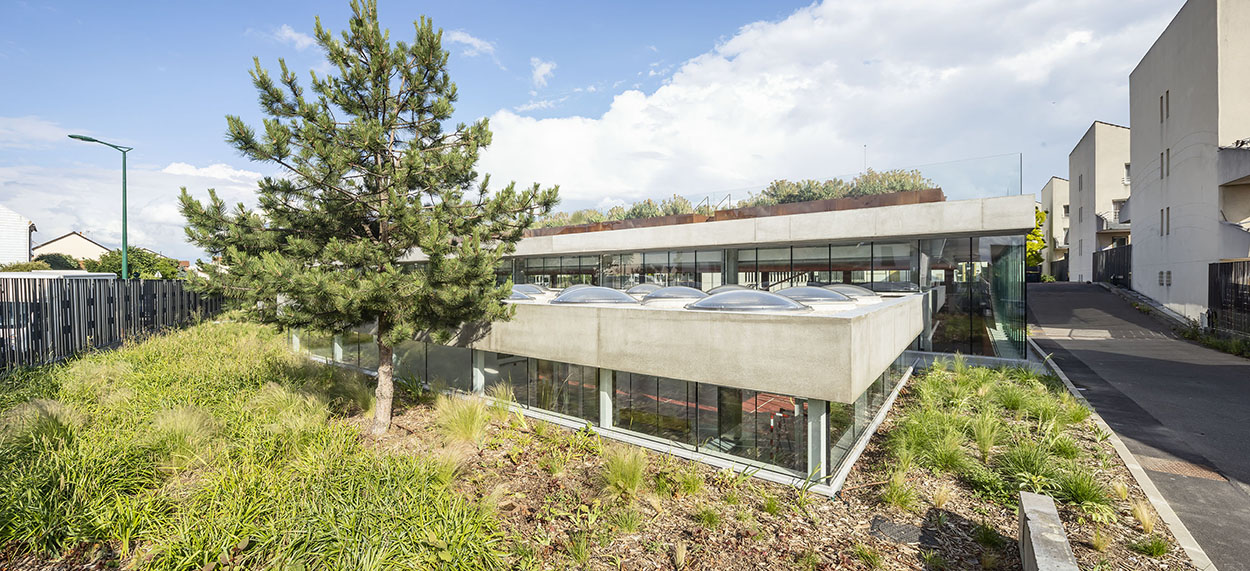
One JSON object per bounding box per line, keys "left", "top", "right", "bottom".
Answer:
{"left": 1018, "top": 491, "right": 1079, "bottom": 571}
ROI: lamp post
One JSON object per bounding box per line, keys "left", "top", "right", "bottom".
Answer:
{"left": 69, "top": 134, "right": 133, "bottom": 279}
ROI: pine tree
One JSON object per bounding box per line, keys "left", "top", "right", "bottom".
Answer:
{"left": 178, "top": 0, "right": 557, "bottom": 434}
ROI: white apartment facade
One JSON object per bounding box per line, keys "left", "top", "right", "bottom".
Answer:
{"left": 1068, "top": 121, "right": 1131, "bottom": 282}
{"left": 1129, "top": 0, "right": 1250, "bottom": 321}
{"left": 0, "top": 204, "right": 36, "bottom": 265}
{"left": 1038, "top": 177, "right": 1069, "bottom": 277}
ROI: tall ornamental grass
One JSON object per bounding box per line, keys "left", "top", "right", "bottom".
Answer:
{"left": 0, "top": 321, "right": 504, "bottom": 569}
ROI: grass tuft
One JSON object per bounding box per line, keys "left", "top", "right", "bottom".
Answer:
{"left": 434, "top": 394, "right": 491, "bottom": 446}
{"left": 1129, "top": 535, "right": 1170, "bottom": 557}
{"left": 880, "top": 471, "right": 919, "bottom": 512}
{"left": 1131, "top": 499, "right": 1156, "bottom": 534}
{"left": 852, "top": 542, "right": 883, "bottom": 568}
{"left": 694, "top": 504, "right": 721, "bottom": 530}
{"left": 1054, "top": 468, "right": 1110, "bottom": 507}
{"left": 601, "top": 445, "right": 648, "bottom": 501}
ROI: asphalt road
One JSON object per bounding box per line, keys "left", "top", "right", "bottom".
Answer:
{"left": 1028, "top": 282, "right": 1250, "bottom": 571}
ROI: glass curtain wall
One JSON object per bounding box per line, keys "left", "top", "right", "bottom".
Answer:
{"left": 829, "top": 353, "right": 912, "bottom": 475}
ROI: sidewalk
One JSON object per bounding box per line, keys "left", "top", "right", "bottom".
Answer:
{"left": 1028, "top": 283, "right": 1250, "bottom": 571}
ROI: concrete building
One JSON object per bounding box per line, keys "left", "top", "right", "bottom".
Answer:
{"left": 1068, "top": 121, "right": 1132, "bottom": 283}
{"left": 298, "top": 191, "right": 1035, "bottom": 492}
{"left": 1038, "top": 177, "right": 1069, "bottom": 277}
{"left": 31, "top": 231, "right": 111, "bottom": 262}
{"left": 0, "top": 205, "right": 36, "bottom": 265}
{"left": 1129, "top": 0, "right": 1250, "bottom": 321}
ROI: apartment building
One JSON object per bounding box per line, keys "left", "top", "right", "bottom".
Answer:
{"left": 1038, "top": 176, "right": 1069, "bottom": 277}
{"left": 1068, "top": 122, "right": 1131, "bottom": 282}
{"left": 1129, "top": 0, "right": 1250, "bottom": 320}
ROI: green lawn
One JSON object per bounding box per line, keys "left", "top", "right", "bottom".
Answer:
{"left": 0, "top": 321, "right": 504, "bottom": 570}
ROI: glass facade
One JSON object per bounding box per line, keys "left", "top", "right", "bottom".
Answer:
{"left": 291, "top": 334, "right": 915, "bottom": 478}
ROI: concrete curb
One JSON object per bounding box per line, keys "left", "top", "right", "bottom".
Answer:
{"left": 1027, "top": 336, "right": 1217, "bottom": 571}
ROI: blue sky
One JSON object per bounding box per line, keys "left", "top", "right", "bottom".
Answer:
{"left": 1, "top": 0, "right": 1185, "bottom": 260}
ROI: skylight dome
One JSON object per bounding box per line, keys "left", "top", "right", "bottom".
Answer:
{"left": 775, "top": 287, "right": 853, "bottom": 303}
{"left": 685, "top": 290, "right": 811, "bottom": 312}
{"left": 642, "top": 286, "right": 709, "bottom": 306}
{"left": 626, "top": 283, "right": 661, "bottom": 295}
{"left": 508, "top": 291, "right": 535, "bottom": 301}
{"left": 563, "top": 283, "right": 594, "bottom": 292}
{"left": 706, "top": 284, "right": 749, "bottom": 294}
{"left": 822, "top": 284, "right": 878, "bottom": 298}
{"left": 551, "top": 286, "right": 640, "bottom": 305}
{"left": 513, "top": 284, "right": 547, "bottom": 295}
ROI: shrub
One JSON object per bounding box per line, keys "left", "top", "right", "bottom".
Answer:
{"left": 1054, "top": 468, "right": 1110, "bottom": 507}
{"left": 1129, "top": 535, "right": 1170, "bottom": 557}
{"left": 602, "top": 445, "right": 648, "bottom": 500}
{"left": 434, "top": 394, "right": 491, "bottom": 445}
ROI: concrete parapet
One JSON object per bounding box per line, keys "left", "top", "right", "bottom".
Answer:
{"left": 1018, "top": 491, "right": 1079, "bottom": 571}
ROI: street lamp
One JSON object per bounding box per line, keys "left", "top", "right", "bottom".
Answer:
{"left": 69, "top": 134, "right": 133, "bottom": 279}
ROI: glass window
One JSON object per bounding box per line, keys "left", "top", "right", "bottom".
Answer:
{"left": 756, "top": 247, "right": 791, "bottom": 291}
{"left": 792, "top": 245, "right": 831, "bottom": 286}
{"left": 427, "top": 344, "right": 472, "bottom": 392}
{"left": 831, "top": 244, "right": 872, "bottom": 285}
{"left": 736, "top": 248, "right": 757, "bottom": 287}
{"left": 482, "top": 352, "right": 528, "bottom": 396}
{"left": 695, "top": 250, "right": 724, "bottom": 291}
{"left": 976, "top": 235, "right": 1026, "bottom": 359}
{"left": 671, "top": 251, "right": 697, "bottom": 288}
{"left": 871, "top": 241, "right": 918, "bottom": 291}
{"left": 923, "top": 237, "right": 977, "bottom": 355}
{"left": 303, "top": 330, "right": 334, "bottom": 360}
{"left": 393, "top": 340, "right": 426, "bottom": 384}
{"left": 643, "top": 251, "right": 669, "bottom": 287}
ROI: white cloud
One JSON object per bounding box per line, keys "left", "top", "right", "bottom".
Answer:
{"left": 273, "top": 24, "right": 316, "bottom": 51}
{"left": 479, "top": 0, "right": 1180, "bottom": 208}
{"left": 161, "top": 162, "right": 262, "bottom": 182}
{"left": 514, "top": 99, "right": 561, "bottom": 112}
{"left": 0, "top": 116, "right": 71, "bottom": 149}
{"left": 529, "top": 57, "right": 556, "bottom": 88}
{"left": 0, "top": 161, "right": 263, "bottom": 261}
{"left": 446, "top": 30, "right": 495, "bottom": 57}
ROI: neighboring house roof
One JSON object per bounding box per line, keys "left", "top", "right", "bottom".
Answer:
{"left": 32, "top": 231, "right": 111, "bottom": 253}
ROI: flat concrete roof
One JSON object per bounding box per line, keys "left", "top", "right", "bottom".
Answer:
{"left": 447, "top": 292, "right": 924, "bottom": 404}
{"left": 401, "top": 194, "right": 1035, "bottom": 262}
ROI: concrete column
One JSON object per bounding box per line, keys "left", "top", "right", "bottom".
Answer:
{"left": 807, "top": 399, "right": 829, "bottom": 480}
{"left": 332, "top": 334, "right": 343, "bottom": 362}
{"left": 290, "top": 331, "right": 300, "bottom": 352}
{"left": 723, "top": 248, "right": 738, "bottom": 285}
{"left": 471, "top": 350, "right": 486, "bottom": 395}
{"left": 598, "top": 368, "right": 614, "bottom": 429}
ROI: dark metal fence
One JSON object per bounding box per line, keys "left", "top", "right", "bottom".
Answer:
{"left": 1093, "top": 245, "right": 1132, "bottom": 288}
{"left": 1209, "top": 260, "right": 1250, "bottom": 338}
{"left": 1051, "top": 259, "right": 1068, "bottom": 282}
{"left": 1, "top": 278, "right": 222, "bottom": 374}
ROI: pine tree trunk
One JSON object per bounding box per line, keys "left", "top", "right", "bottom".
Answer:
{"left": 372, "top": 316, "right": 394, "bottom": 435}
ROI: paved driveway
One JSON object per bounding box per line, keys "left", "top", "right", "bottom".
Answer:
{"left": 1029, "top": 283, "right": 1250, "bottom": 571}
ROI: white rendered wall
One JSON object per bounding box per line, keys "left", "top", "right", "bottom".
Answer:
{"left": 0, "top": 205, "right": 32, "bottom": 265}
{"left": 1039, "top": 177, "right": 1069, "bottom": 275}
{"left": 1129, "top": 0, "right": 1250, "bottom": 320}
{"left": 1068, "top": 122, "right": 1130, "bottom": 282}
{"left": 31, "top": 233, "right": 111, "bottom": 261}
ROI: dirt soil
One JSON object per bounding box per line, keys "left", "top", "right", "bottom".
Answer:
{"left": 358, "top": 383, "right": 1197, "bottom": 571}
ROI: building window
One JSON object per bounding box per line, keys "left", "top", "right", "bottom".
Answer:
{"left": 1159, "top": 94, "right": 1164, "bottom": 123}
{"left": 1062, "top": 205, "right": 1069, "bottom": 218}
{"left": 1078, "top": 206, "right": 1083, "bottom": 224}
{"left": 1160, "top": 152, "right": 1164, "bottom": 179}
{"left": 1112, "top": 236, "right": 1127, "bottom": 248}
{"left": 1112, "top": 200, "right": 1125, "bottom": 222}
{"left": 1166, "top": 207, "right": 1171, "bottom": 235}
{"left": 1166, "top": 90, "right": 1170, "bottom": 119}
{"left": 1078, "top": 174, "right": 1083, "bottom": 192}
{"left": 1166, "top": 148, "right": 1171, "bottom": 177}
{"left": 1078, "top": 239, "right": 1083, "bottom": 257}
{"left": 1160, "top": 209, "right": 1165, "bottom": 236}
